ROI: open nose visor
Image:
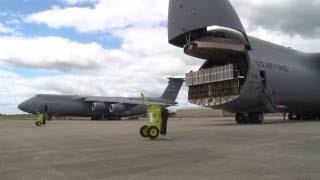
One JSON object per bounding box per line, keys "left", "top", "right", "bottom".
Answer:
{"left": 168, "top": 0, "right": 248, "bottom": 48}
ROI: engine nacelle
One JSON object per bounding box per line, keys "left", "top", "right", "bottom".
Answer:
{"left": 109, "top": 104, "right": 127, "bottom": 115}
{"left": 91, "top": 102, "right": 107, "bottom": 113}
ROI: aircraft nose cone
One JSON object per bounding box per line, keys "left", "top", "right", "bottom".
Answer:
{"left": 18, "top": 101, "right": 28, "bottom": 112}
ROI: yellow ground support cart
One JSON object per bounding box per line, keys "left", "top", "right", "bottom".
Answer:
{"left": 35, "top": 112, "right": 46, "bottom": 126}
{"left": 139, "top": 93, "right": 169, "bottom": 139}
{"left": 140, "top": 104, "right": 169, "bottom": 139}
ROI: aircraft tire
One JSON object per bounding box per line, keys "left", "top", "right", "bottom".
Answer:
{"left": 242, "top": 116, "right": 249, "bottom": 124}
{"left": 236, "top": 113, "right": 251, "bottom": 124}
{"left": 248, "top": 114, "right": 256, "bottom": 124}
{"left": 108, "top": 116, "right": 116, "bottom": 120}
{"left": 246, "top": 113, "right": 264, "bottom": 124}
{"left": 147, "top": 126, "right": 159, "bottom": 139}
{"left": 35, "top": 121, "right": 42, "bottom": 126}
{"left": 235, "top": 113, "right": 244, "bottom": 124}
{"left": 254, "top": 113, "right": 263, "bottom": 124}
{"left": 140, "top": 125, "right": 149, "bottom": 138}
{"left": 91, "top": 116, "right": 103, "bottom": 120}
{"left": 249, "top": 114, "right": 257, "bottom": 124}
{"left": 296, "top": 114, "right": 302, "bottom": 120}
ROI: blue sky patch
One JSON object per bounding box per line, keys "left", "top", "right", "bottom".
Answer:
{"left": 2, "top": 67, "right": 60, "bottom": 78}
{"left": 0, "top": 0, "right": 122, "bottom": 79}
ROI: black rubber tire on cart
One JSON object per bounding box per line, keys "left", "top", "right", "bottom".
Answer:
{"left": 147, "top": 126, "right": 160, "bottom": 139}
{"left": 35, "top": 121, "right": 42, "bottom": 126}
{"left": 140, "top": 125, "right": 149, "bottom": 138}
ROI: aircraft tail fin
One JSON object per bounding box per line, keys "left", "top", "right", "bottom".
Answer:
{"left": 161, "top": 78, "right": 184, "bottom": 102}
{"left": 168, "top": 0, "right": 247, "bottom": 47}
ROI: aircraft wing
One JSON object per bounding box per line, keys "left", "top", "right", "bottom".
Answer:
{"left": 84, "top": 96, "right": 144, "bottom": 105}
{"left": 84, "top": 96, "right": 170, "bottom": 106}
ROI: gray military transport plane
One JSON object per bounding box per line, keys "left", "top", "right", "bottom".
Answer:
{"left": 168, "top": 0, "right": 320, "bottom": 124}
{"left": 18, "top": 78, "right": 184, "bottom": 120}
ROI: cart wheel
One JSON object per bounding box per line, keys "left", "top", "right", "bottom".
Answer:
{"left": 147, "top": 126, "right": 159, "bottom": 139}
{"left": 35, "top": 121, "right": 42, "bottom": 126}
{"left": 140, "top": 125, "right": 149, "bottom": 138}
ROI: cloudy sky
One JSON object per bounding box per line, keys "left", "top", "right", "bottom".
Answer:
{"left": 0, "top": 0, "right": 320, "bottom": 114}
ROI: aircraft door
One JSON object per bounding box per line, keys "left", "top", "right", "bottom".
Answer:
{"left": 44, "top": 105, "right": 49, "bottom": 115}
{"left": 259, "top": 70, "right": 279, "bottom": 113}
{"left": 260, "top": 71, "right": 267, "bottom": 87}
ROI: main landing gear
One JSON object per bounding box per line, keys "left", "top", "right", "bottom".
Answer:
{"left": 235, "top": 112, "right": 264, "bottom": 124}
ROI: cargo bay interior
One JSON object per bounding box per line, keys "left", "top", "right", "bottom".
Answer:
{"left": 184, "top": 28, "right": 249, "bottom": 108}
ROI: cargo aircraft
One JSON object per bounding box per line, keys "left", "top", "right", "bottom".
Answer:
{"left": 18, "top": 78, "right": 184, "bottom": 120}
{"left": 168, "top": 0, "right": 320, "bottom": 124}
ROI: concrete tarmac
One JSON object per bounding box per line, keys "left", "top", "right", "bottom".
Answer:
{"left": 1, "top": 118, "right": 320, "bottom": 180}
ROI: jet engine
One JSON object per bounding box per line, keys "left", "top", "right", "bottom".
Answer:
{"left": 91, "top": 102, "right": 107, "bottom": 113}
{"left": 109, "top": 104, "right": 127, "bottom": 115}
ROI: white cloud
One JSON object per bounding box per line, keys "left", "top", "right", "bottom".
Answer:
{"left": 231, "top": 0, "right": 320, "bottom": 38}
{"left": 26, "top": 0, "right": 168, "bottom": 33}
{"left": 248, "top": 27, "right": 320, "bottom": 53}
{"left": 0, "top": 25, "right": 200, "bottom": 73}
{"left": 0, "top": 69, "right": 33, "bottom": 114}
{"left": 5, "top": 19, "right": 20, "bottom": 25}
{"left": 230, "top": 0, "right": 320, "bottom": 52}
{"left": 0, "top": 23, "right": 15, "bottom": 34}
{"left": 0, "top": 36, "right": 131, "bottom": 72}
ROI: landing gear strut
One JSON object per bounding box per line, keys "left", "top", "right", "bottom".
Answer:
{"left": 235, "top": 113, "right": 264, "bottom": 124}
